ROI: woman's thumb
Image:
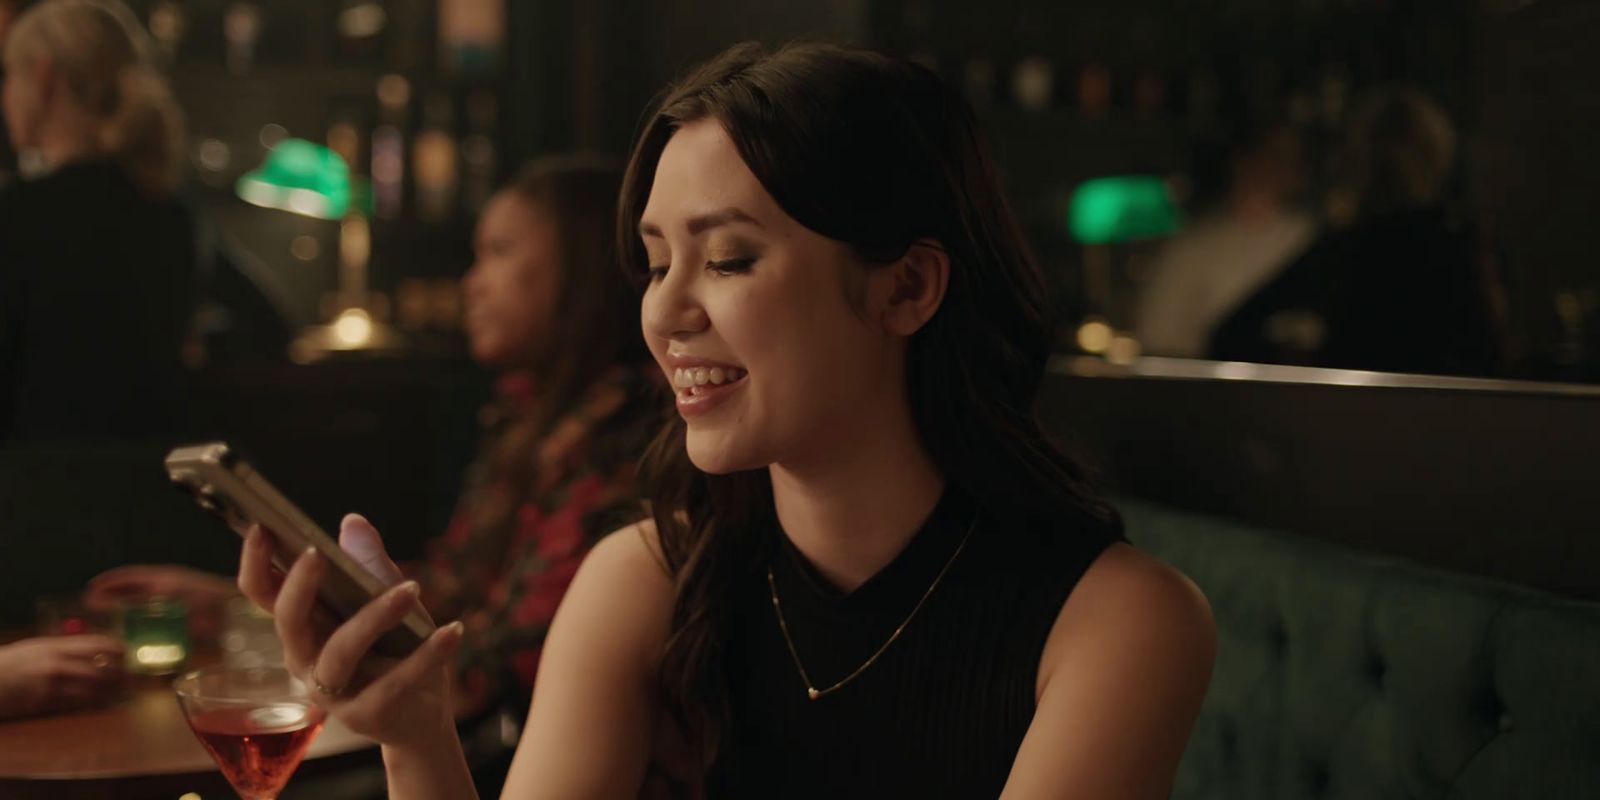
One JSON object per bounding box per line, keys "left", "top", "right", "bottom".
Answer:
{"left": 338, "top": 513, "right": 404, "bottom": 586}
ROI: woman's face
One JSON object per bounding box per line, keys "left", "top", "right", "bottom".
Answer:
{"left": 462, "top": 190, "right": 562, "bottom": 369}
{"left": 639, "top": 119, "right": 902, "bottom": 475}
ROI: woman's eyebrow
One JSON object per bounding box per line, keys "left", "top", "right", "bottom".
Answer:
{"left": 639, "top": 206, "right": 762, "bottom": 239}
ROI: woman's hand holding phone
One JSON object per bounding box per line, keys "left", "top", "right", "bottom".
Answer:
{"left": 235, "top": 513, "right": 465, "bottom": 749}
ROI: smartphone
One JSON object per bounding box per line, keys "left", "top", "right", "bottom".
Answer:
{"left": 165, "top": 442, "right": 434, "bottom": 659}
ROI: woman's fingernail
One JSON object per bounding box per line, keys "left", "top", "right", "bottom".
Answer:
{"left": 443, "top": 620, "right": 465, "bottom": 637}
{"left": 395, "top": 580, "right": 421, "bottom": 599}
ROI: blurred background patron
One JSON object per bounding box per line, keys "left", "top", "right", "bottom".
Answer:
{"left": 1136, "top": 121, "right": 1314, "bottom": 358}
{"left": 0, "top": 0, "right": 195, "bottom": 443}
{"left": 1208, "top": 88, "right": 1503, "bottom": 376}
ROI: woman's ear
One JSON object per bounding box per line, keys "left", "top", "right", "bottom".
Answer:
{"left": 875, "top": 240, "right": 950, "bottom": 336}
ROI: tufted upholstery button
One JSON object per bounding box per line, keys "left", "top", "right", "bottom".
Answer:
{"left": 1306, "top": 763, "right": 1330, "bottom": 794}
{"left": 1267, "top": 623, "right": 1288, "bottom": 656}
{"left": 1367, "top": 654, "right": 1386, "bottom": 688}
{"left": 1479, "top": 688, "right": 1506, "bottom": 729}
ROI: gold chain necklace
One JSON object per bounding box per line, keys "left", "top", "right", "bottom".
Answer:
{"left": 766, "top": 516, "right": 977, "bottom": 701}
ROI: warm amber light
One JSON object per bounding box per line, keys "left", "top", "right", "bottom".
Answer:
{"left": 376, "top": 74, "right": 411, "bottom": 111}
{"left": 338, "top": 2, "right": 386, "bottom": 38}
{"left": 327, "top": 122, "right": 362, "bottom": 169}
{"left": 1076, "top": 320, "right": 1114, "bottom": 354}
{"left": 1106, "top": 335, "right": 1142, "bottom": 365}
{"left": 332, "top": 308, "right": 374, "bottom": 348}
{"left": 339, "top": 215, "right": 371, "bottom": 269}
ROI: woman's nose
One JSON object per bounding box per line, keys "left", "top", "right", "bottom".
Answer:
{"left": 641, "top": 263, "right": 710, "bottom": 340}
{"left": 462, "top": 260, "right": 486, "bottom": 297}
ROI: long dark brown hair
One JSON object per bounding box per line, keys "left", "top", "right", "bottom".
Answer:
{"left": 616, "top": 42, "right": 1122, "bottom": 764}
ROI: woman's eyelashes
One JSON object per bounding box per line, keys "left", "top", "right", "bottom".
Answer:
{"left": 642, "top": 254, "right": 757, "bottom": 283}
{"left": 707, "top": 256, "right": 757, "bottom": 276}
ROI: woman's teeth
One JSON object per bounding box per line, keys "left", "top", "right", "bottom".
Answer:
{"left": 673, "top": 366, "right": 746, "bottom": 390}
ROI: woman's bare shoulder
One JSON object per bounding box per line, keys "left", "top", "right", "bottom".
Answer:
{"left": 505, "top": 518, "right": 677, "bottom": 796}
{"left": 568, "top": 519, "right": 675, "bottom": 648}
{"left": 588, "top": 517, "right": 671, "bottom": 582}
{"left": 522, "top": 517, "right": 677, "bottom": 684}
{"left": 1077, "top": 543, "right": 1208, "bottom": 612}
{"left": 1039, "top": 542, "right": 1214, "bottom": 694}
{"left": 1001, "top": 543, "right": 1214, "bottom": 798}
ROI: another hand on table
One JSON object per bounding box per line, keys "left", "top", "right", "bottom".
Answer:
{"left": 235, "top": 513, "right": 464, "bottom": 749}
{"left": 0, "top": 635, "right": 125, "bottom": 720}
{"left": 85, "top": 564, "right": 236, "bottom": 611}
{"left": 85, "top": 564, "right": 238, "bottom": 639}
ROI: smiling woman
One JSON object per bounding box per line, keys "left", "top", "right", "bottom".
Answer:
{"left": 229, "top": 41, "right": 1215, "bottom": 800}
{"left": 575, "top": 42, "right": 1215, "bottom": 799}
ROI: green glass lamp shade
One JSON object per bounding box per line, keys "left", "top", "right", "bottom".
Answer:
{"left": 236, "top": 138, "right": 352, "bottom": 220}
{"left": 1068, "top": 175, "right": 1183, "bottom": 244}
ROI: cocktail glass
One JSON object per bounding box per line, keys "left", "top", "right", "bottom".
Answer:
{"left": 173, "top": 666, "right": 326, "bottom": 800}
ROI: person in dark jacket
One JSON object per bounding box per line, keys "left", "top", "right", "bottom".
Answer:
{"left": 1, "top": 0, "right": 195, "bottom": 443}
{"left": 1210, "top": 88, "right": 1502, "bottom": 377}
{"left": 0, "top": 0, "right": 189, "bottom": 720}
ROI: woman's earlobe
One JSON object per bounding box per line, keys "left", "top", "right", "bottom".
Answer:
{"left": 882, "top": 240, "right": 950, "bottom": 335}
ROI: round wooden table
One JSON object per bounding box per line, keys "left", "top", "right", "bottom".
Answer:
{"left": 0, "top": 672, "right": 378, "bottom": 799}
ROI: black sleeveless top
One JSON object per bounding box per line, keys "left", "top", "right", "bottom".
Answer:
{"left": 709, "top": 490, "right": 1119, "bottom": 798}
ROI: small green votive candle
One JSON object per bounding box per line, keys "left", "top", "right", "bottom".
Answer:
{"left": 123, "top": 597, "right": 190, "bottom": 675}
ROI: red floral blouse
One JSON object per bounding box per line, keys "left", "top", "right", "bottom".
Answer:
{"left": 414, "top": 365, "right": 663, "bottom": 715}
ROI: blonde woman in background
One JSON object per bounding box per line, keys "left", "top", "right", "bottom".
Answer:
{"left": 0, "top": 0, "right": 187, "bottom": 717}
{"left": 0, "top": 0, "right": 24, "bottom": 186}
{"left": 0, "top": 0, "right": 194, "bottom": 444}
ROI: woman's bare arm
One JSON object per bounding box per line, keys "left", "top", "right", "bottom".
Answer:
{"left": 1001, "top": 543, "right": 1216, "bottom": 799}
{"left": 499, "top": 521, "right": 676, "bottom": 799}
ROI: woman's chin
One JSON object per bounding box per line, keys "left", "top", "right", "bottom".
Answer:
{"left": 684, "top": 434, "right": 762, "bottom": 476}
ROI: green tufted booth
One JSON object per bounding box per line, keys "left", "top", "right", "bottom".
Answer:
{"left": 1125, "top": 499, "right": 1600, "bottom": 800}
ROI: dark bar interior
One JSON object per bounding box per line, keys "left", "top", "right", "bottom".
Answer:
{"left": 1, "top": 0, "right": 1597, "bottom": 798}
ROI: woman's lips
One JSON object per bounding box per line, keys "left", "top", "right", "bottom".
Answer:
{"left": 675, "top": 372, "right": 748, "bottom": 417}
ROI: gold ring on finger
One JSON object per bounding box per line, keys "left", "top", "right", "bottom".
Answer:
{"left": 311, "top": 669, "right": 348, "bottom": 698}
{"left": 91, "top": 653, "right": 113, "bottom": 670}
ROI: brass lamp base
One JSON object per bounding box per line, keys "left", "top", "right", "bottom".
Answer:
{"left": 287, "top": 307, "right": 406, "bottom": 364}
